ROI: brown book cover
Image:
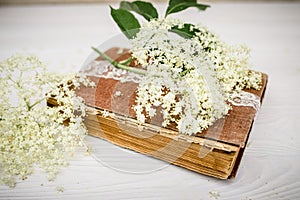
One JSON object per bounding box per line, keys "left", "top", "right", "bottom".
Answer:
{"left": 50, "top": 47, "right": 268, "bottom": 179}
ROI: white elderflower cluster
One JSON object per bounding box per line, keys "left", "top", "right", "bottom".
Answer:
{"left": 131, "top": 22, "right": 230, "bottom": 135}
{"left": 130, "top": 18, "right": 261, "bottom": 135}
{"left": 139, "top": 18, "right": 262, "bottom": 96}
{"left": 192, "top": 24, "right": 262, "bottom": 95}
{"left": 0, "top": 55, "right": 94, "bottom": 187}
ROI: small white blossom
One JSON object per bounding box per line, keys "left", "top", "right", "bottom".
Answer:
{"left": 114, "top": 91, "right": 122, "bottom": 97}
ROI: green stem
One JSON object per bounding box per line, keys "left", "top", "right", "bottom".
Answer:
{"left": 25, "top": 99, "right": 31, "bottom": 111}
{"left": 92, "top": 47, "right": 146, "bottom": 76}
{"left": 29, "top": 97, "right": 47, "bottom": 110}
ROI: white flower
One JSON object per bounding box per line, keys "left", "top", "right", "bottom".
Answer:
{"left": 114, "top": 91, "right": 122, "bottom": 97}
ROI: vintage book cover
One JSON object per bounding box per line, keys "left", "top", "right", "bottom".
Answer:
{"left": 49, "top": 48, "right": 268, "bottom": 179}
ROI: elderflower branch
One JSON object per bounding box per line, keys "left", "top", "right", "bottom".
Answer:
{"left": 129, "top": 18, "right": 262, "bottom": 135}
{"left": 0, "top": 55, "right": 94, "bottom": 188}
{"left": 92, "top": 47, "right": 146, "bottom": 75}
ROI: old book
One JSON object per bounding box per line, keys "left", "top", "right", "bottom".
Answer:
{"left": 49, "top": 47, "right": 268, "bottom": 179}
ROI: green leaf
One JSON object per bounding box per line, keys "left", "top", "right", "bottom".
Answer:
{"left": 170, "top": 23, "right": 199, "bottom": 38}
{"left": 120, "top": 1, "right": 158, "bottom": 21}
{"left": 110, "top": 6, "right": 141, "bottom": 39}
{"left": 165, "top": 0, "right": 210, "bottom": 17}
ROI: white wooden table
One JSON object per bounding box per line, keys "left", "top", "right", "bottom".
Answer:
{"left": 1, "top": 2, "right": 300, "bottom": 200}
